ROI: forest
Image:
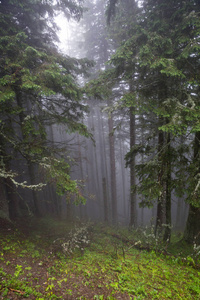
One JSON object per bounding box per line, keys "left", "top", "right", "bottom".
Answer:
{"left": 0, "top": 0, "right": 200, "bottom": 299}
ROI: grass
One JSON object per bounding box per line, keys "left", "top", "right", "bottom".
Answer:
{"left": 0, "top": 218, "right": 200, "bottom": 299}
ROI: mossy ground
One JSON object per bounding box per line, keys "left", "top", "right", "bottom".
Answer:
{"left": 0, "top": 218, "right": 200, "bottom": 299}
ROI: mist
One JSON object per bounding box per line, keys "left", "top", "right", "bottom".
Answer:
{"left": 1, "top": 0, "right": 200, "bottom": 241}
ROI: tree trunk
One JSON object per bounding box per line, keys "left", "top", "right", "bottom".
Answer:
{"left": 184, "top": 206, "right": 200, "bottom": 244}
{"left": 15, "top": 88, "right": 42, "bottom": 217}
{"left": 119, "top": 137, "right": 126, "bottom": 219}
{"left": 155, "top": 128, "right": 165, "bottom": 236}
{"left": 163, "top": 132, "right": 171, "bottom": 242}
{"left": 6, "top": 178, "right": 22, "bottom": 219}
{"left": 101, "top": 108, "right": 110, "bottom": 219}
{"left": 129, "top": 106, "right": 137, "bottom": 227}
{"left": 90, "top": 106, "right": 100, "bottom": 199}
{"left": 27, "top": 163, "right": 41, "bottom": 216}
{"left": 108, "top": 112, "right": 117, "bottom": 223}
{"left": 102, "top": 177, "right": 109, "bottom": 222}
{"left": 66, "top": 198, "right": 72, "bottom": 222}
{"left": 0, "top": 134, "right": 14, "bottom": 221}
{"left": 184, "top": 131, "right": 200, "bottom": 244}
{"left": 0, "top": 179, "right": 10, "bottom": 222}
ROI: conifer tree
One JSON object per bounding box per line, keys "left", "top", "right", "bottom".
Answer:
{"left": 0, "top": 0, "right": 92, "bottom": 219}
{"left": 100, "top": 0, "right": 200, "bottom": 239}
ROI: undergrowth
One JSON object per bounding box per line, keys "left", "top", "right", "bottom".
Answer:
{"left": 0, "top": 218, "right": 200, "bottom": 299}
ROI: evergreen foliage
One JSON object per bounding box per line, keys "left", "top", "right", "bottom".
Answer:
{"left": 0, "top": 0, "right": 92, "bottom": 218}
{"left": 90, "top": 0, "right": 200, "bottom": 240}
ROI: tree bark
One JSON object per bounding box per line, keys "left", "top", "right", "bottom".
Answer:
{"left": 27, "top": 162, "right": 41, "bottom": 216}
{"left": 6, "top": 178, "right": 22, "bottom": 219}
{"left": 108, "top": 112, "right": 117, "bottom": 223}
{"left": 184, "top": 206, "right": 200, "bottom": 244}
{"left": 184, "top": 131, "right": 200, "bottom": 244}
{"left": 102, "top": 177, "right": 109, "bottom": 222}
{"left": 129, "top": 106, "right": 137, "bottom": 227}
{"left": 15, "top": 88, "right": 42, "bottom": 216}
{"left": 155, "top": 128, "right": 165, "bottom": 236}
{"left": 0, "top": 178, "right": 10, "bottom": 222}
{"left": 163, "top": 132, "right": 171, "bottom": 242}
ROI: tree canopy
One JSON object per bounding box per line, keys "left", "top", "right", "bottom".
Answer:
{"left": 0, "top": 0, "right": 92, "bottom": 219}
{"left": 86, "top": 0, "right": 200, "bottom": 240}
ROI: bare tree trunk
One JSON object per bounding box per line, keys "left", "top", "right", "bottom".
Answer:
{"left": 119, "top": 137, "right": 126, "bottom": 218}
{"left": 0, "top": 132, "right": 18, "bottom": 221}
{"left": 140, "top": 123, "right": 145, "bottom": 226}
{"left": 0, "top": 179, "right": 10, "bottom": 222}
{"left": 6, "top": 178, "right": 22, "bottom": 219}
{"left": 90, "top": 107, "right": 100, "bottom": 198}
{"left": 184, "top": 206, "right": 200, "bottom": 244}
{"left": 155, "top": 128, "right": 165, "bottom": 236}
{"left": 184, "top": 131, "right": 200, "bottom": 244}
{"left": 129, "top": 106, "right": 137, "bottom": 227}
{"left": 101, "top": 109, "right": 110, "bottom": 220}
{"left": 102, "top": 177, "right": 109, "bottom": 222}
{"left": 15, "top": 88, "right": 42, "bottom": 217}
{"left": 77, "top": 134, "right": 84, "bottom": 219}
{"left": 108, "top": 112, "right": 117, "bottom": 223}
{"left": 97, "top": 106, "right": 109, "bottom": 222}
{"left": 163, "top": 132, "right": 171, "bottom": 242}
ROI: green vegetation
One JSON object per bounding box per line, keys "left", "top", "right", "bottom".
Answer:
{"left": 0, "top": 218, "right": 199, "bottom": 299}
{"left": 0, "top": 0, "right": 200, "bottom": 297}
{"left": 0, "top": 0, "right": 92, "bottom": 221}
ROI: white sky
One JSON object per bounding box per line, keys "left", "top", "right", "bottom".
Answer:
{"left": 55, "top": 13, "right": 86, "bottom": 58}
{"left": 55, "top": 13, "right": 72, "bottom": 55}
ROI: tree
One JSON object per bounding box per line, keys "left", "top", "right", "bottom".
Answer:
{"left": 106, "top": 0, "right": 139, "bottom": 227}
{"left": 103, "top": 0, "right": 200, "bottom": 240}
{"left": 0, "top": 0, "right": 92, "bottom": 220}
{"left": 78, "top": 0, "right": 119, "bottom": 223}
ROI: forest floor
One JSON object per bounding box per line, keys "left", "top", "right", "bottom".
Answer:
{"left": 0, "top": 217, "right": 200, "bottom": 300}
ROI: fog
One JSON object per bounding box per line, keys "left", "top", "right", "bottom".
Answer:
{"left": 2, "top": 0, "right": 197, "bottom": 238}
{"left": 50, "top": 2, "right": 189, "bottom": 230}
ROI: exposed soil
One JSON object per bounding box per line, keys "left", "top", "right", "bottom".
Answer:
{"left": 1, "top": 218, "right": 199, "bottom": 300}
{"left": 0, "top": 219, "right": 131, "bottom": 299}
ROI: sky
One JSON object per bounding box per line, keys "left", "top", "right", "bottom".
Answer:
{"left": 55, "top": 13, "right": 86, "bottom": 59}
{"left": 55, "top": 13, "right": 72, "bottom": 54}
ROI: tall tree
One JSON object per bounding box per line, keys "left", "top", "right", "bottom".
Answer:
{"left": 107, "top": 0, "right": 139, "bottom": 227}
{"left": 101, "top": 0, "right": 200, "bottom": 239}
{"left": 0, "top": 0, "right": 92, "bottom": 220}
{"left": 80, "top": 0, "right": 119, "bottom": 222}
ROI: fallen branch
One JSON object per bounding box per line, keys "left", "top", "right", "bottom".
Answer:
{"left": 9, "top": 288, "right": 25, "bottom": 295}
